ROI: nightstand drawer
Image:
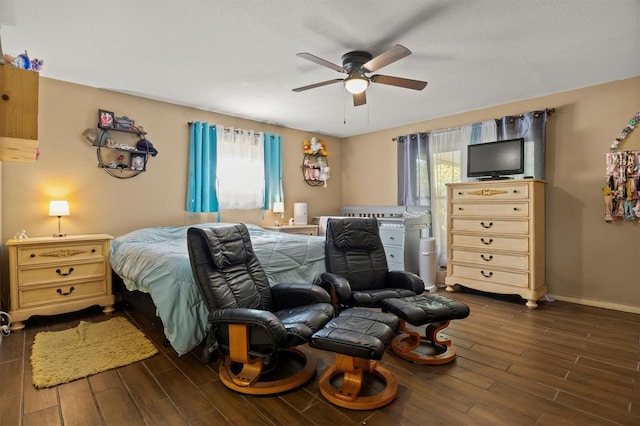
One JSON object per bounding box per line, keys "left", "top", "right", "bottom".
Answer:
{"left": 18, "top": 260, "right": 106, "bottom": 286}
{"left": 19, "top": 279, "right": 107, "bottom": 308}
{"left": 383, "top": 245, "right": 404, "bottom": 265}
{"left": 17, "top": 242, "right": 105, "bottom": 266}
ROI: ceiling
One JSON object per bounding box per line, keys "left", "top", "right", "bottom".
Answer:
{"left": 1, "top": 0, "right": 639, "bottom": 138}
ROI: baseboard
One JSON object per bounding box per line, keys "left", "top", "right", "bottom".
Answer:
{"left": 549, "top": 294, "right": 640, "bottom": 315}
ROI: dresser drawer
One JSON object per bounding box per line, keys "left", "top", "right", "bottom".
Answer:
{"left": 451, "top": 264, "right": 529, "bottom": 288}
{"left": 451, "top": 202, "right": 529, "bottom": 217}
{"left": 451, "top": 218, "right": 529, "bottom": 234}
{"left": 451, "top": 249, "right": 529, "bottom": 270}
{"left": 17, "top": 242, "right": 105, "bottom": 266}
{"left": 18, "top": 260, "right": 106, "bottom": 286}
{"left": 379, "top": 227, "right": 404, "bottom": 247}
{"left": 383, "top": 245, "right": 404, "bottom": 266}
{"left": 18, "top": 279, "right": 107, "bottom": 308}
{"left": 451, "top": 184, "right": 529, "bottom": 201}
{"left": 451, "top": 234, "right": 529, "bottom": 252}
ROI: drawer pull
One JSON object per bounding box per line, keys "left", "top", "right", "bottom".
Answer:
{"left": 389, "top": 236, "right": 395, "bottom": 240}
{"left": 56, "top": 287, "right": 75, "bottom": 296}
{"left": 513, "top": 207, "right": 519, "bottom": 211}
{"left": 480, "top": 271, "right": 493, "bottom": 278}
{"left": 91, "top": 249, "right": 96, "bottom": 253}
{"left": 480, "top": 221, "right": 493, "bottom": 228}
{"left": 55, "top": 267, "right": 75, "bottom": 276}
{"left": 30, "top": 253, "right": 36, "bottom": 258}
{"left": 389, "top": 254, "right": 395, "bottom": 258}
{"left": 458, "top": 207, "right": 463, "bottom": 211}
{"left": 480, "top": 238, "right": 493, "bottom": 245}
{"left": 480, "top": 254, "right": 493, "bottom": 262}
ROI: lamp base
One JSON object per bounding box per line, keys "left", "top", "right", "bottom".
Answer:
{"left": 52, "top": 233, "right": 67, "bottom": 238}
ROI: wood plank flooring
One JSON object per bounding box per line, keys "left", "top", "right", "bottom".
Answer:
{"left": 1, "top": 288, "right": 638, "bottom": 426}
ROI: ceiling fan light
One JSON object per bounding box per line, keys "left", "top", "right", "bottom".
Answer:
{"left": 344, "top": 75, "right": 369, "bottom": 94}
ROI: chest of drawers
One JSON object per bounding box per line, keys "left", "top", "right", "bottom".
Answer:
{"left": 6, "top": 234, "right": 115, "bottom": 330}
{"left": 444, "top": 180, "right": 547, "bottom": 308}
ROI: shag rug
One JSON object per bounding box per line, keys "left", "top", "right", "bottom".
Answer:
{"left": 31, "top": 316, "right": 158, "bottom": 388}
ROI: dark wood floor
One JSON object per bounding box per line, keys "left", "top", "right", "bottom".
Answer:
{"left": 1, "top": 288, "right": 639, "bottom": 426}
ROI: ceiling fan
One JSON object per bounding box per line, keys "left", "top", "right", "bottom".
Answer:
{"left": 292, "top": 44, "right": 428, "bottom": 107}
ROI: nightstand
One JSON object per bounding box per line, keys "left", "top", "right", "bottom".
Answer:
{"left": 264, "top": 225, "right": 319, "bottom": 236}
{"left": 6, "top": 234, "right": 115, "bottom": 331}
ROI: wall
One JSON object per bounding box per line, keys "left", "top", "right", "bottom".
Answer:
{"left": 341, "top": 76, "right": 640, "bottom": 313}
{"left": 0, "top": 78, "right": 343, "bottom": 241}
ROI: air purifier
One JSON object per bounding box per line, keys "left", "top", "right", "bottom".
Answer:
{"left": 293, "top": 203, "right": 308, "bottom": 225}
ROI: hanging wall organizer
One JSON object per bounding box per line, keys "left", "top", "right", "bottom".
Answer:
{"left": 603, "top": 112, "right": 640, "bottom": 222}
{"left": 302, "top": 137, "right": 330, "bottom": 187}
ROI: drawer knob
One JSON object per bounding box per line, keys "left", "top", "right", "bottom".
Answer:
{"left": 56, "top": 286, "right": 75, "bottom": 296}
{"left": 480, "top": 270, "right": 493, "bottom": 278}
{"left": 458, "top": 191, "right": 462, "bottom": 195}
{"left": 389, "top": 254, "right": 395, "bottom": 258}
{"left": 458, "top": 207, "right": 463, "bottom": 211}
{"left": 30, "top": 253, "right": 36, "bottom": 258}
{"left": 513, "top": 207, "right": 519, "bottom": 211}
{"left": 480, "top": 221, "right": 493, "bottom": 228}
{"left": 91, "top": 249, "right": 96, "bottom": 253}
{"left": 55, "top": 267, "right": 75, "bottom": 276}
{"left": 480, "top": 254, "right": 493, "bottom": 262}
{"left": 480, "top": 238, "right": 493, "bottom": 245}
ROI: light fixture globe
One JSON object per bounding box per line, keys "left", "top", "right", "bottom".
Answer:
{"left": 344, "top": 74, "right": 369, "bottom": 94}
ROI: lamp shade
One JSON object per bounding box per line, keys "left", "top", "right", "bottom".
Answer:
{"left": 272, "top": 202, "right": 285, "bottom": 214}
{"left": 49, "top": 200, "right": 70, "bottom": 217}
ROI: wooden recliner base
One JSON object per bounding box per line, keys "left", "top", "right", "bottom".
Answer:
{"left": 390, "top": 320, "right": 457, "bottom": 365}
{"left": 218, "top": 324, "right": 317, "bottom": 395}
{"left": 317, "top": 353, "right": 398, "bottom": 410}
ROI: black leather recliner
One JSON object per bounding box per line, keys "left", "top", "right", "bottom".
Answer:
{"left": 320, "top": 217, "right": 424, "bottom": 311}
{"left": 187, "top": 224, "right": 334, "bottom": 395}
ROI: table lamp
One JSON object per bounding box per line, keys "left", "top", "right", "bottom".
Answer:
{"left": 272, "top": 202, "right": 284, "bottom": 226}
{"left": 49, "top": 200, "right": 70, "bottom": 237}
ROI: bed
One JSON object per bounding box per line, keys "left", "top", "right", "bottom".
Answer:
{"left": 110, "top": 223, "right": 326, "bottom": 355}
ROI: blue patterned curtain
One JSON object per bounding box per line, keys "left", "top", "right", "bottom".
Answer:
{"left": 263, "top": 132, "right": 284, "bottom": 213}
{"left": 186, "top": 122, "right": 218, "bottom": 213}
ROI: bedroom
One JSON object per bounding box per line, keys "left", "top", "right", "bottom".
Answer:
{"left": 0, "top": 1, "right": 639, "bottom": 424}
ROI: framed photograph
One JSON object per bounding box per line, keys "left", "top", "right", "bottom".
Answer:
{"left": 130, "top": 153, "right": 146, "bottom": 171}
{"left": 98, "top": 109, "right": 115, "bottom": 129}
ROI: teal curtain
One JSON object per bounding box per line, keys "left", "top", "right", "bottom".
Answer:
{"left": 263, "top": 132, "right": 284, "bottom": 212}
{"left": 186, "top": 122, "right": 219, "bottom": 213}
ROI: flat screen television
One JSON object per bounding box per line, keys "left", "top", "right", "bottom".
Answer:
{"left": 467, "top": 137, "right": 525, "bottom": 180}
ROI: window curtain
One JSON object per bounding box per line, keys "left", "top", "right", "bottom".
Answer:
{"left": 216, "top": 126, "right": 265, "bottom": 210}
{"left": 496, "top": 110, "right": 547, "bottom": 179}
{"left": 397, "top": 133, "right": 430, "bottom": 207}
{"left": 186, "top": 121, "right": 218, "bottom": 213}
{"left": 263, "top": 132, "right": 284, "bottom": 212}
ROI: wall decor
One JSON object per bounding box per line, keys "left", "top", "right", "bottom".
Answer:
{"left": 302, "top": 137, "right": 330, "bottom": 187}
{"left": 603, "top": 112, "right": 640, "bottom": 222}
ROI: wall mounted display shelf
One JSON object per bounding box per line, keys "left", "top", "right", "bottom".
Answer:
{"left": 92, "top": 110, "right": 151, "bottom": 179}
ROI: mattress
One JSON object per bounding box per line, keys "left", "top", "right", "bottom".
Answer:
{"left": 110, "top": 223, "right": 326, "bottom": 355}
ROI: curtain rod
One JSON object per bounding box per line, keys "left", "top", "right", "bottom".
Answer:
{"left": 391, "top": 108, "right": 556, "bottom": 141}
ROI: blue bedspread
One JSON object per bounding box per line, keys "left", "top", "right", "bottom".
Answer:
{"left": 110, "top": 223, "right": 326, "bottom": 355}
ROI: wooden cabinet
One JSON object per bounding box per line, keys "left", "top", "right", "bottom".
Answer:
{"left": 445, "top": 180, "right": 547, "bottom": 308}
{"left": 6, "top": 234, "right": 115, "bottom": 330}
{"left": 264, "top": 225, "right": 319, "bottom": 236}
{"left": 0, "top": 65, "right": 39, "bottom": 162}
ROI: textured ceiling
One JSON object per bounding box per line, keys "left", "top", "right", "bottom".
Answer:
{"left": 1, "top": 0, "right": 639, "bottom": 137}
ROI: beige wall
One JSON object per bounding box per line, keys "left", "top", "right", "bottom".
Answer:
{"left": 1, "top": 78, "right": 343, "bottom": 241}
{"left": 2, "top": 76, "right": 639, "bottom": 313}
{"left": 342, "top": 77, "right": 640, "bottom": 312}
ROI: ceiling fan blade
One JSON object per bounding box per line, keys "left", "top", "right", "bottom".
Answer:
{"left": 296, "top": 52, "right": 345, "bottom": 73}
{"left": 292, "top": 79, "right": 343, "bottom": 92}
{"left": 370, "top": 74, "right": 428, "bottom": 91}
{"left": 353, "top": 91, "right": 366, "bottom": 107}
{"left": 362, "top": 44, "right": 411, "bottom": 72}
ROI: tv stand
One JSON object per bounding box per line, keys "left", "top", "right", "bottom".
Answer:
{"left": 478, "top": 176, "right": 513, "bottom": 181}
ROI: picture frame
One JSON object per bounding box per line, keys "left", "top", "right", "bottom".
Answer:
{"left": 98, "top": 109, "right": 115, "bottom": 129}
{"left": 130, "top": 153, "right": 146, "bottom": 171}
